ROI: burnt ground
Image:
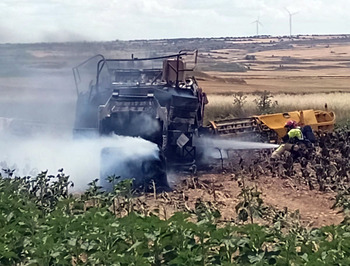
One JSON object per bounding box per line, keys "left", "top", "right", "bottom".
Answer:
{"left": 141, "top": 172, "right": 343, "bottom": 228}
{"left": 141, "top": 130, "right": 350, "bottom": 228}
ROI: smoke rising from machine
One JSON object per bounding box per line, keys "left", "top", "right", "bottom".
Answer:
{"left": 125, "top": 113, "right": 161, "bottom": 137}
{"left": 0, "top": 132, "right": 160, "bottom": 191}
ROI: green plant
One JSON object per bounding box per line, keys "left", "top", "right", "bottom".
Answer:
{"left": 106, "top": 175, "right": 121, "bottom": 215}
{"left": 232, "top": 91, "right": 247, "bottom": 117}
{"left": 235, "top": 178, "right": 265, "bottom": 224}
{"left": 3, "top": 170, "right": 350, "bottom": 265}
{"left": 112, "top": 178, "right": 135, "bottom": 216}
{"left": 254, "top": 90, "right": 278, "bottom": 114}
{"left": 83, "top": 178, "right": 104, "bottom": 208}
{"left": 332, "top": 190, "right": 350, "bottom": 222}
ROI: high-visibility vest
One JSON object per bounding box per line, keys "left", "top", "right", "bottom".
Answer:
{"left": 288, "top": 128, "right": 303, "bottom": 140}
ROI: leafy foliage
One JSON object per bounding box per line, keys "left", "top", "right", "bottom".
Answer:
{"left": 235, "top": 184, "right": 265, "bottom": 224}
{"left": 1, "top": 171, "right": 350, "bottom": 265}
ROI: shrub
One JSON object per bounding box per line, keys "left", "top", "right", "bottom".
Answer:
{"left": 253, "top": 90, "right": 278, "bottom": 114}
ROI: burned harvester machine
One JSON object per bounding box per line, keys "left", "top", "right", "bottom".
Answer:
{"left": 73, "top": 50, "right": 207, "bottom": 188}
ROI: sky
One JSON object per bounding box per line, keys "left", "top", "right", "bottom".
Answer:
{"left": 0, "top": 0, "right": 349, "bottom": 43}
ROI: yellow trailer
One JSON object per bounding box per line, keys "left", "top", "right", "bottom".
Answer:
{"left": 208, "top": 109, "right": 335, "bottom": 143}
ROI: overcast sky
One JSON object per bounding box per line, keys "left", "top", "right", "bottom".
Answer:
{"left": 0, "top": 0, "right": 349, "bottom": 43}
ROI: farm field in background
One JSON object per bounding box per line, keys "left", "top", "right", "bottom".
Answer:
{"left": 195, "top": 37, "right": 350, "bottom": 124}
{"left": 199, "top": 38, "right": 350, "bottom": 95}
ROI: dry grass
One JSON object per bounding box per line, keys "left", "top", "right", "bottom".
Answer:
{"left": 204, "top": 92, "right": 350, "bottom": 124}
{"left": 200, "top": 37, "right": 350, "bottom": 125}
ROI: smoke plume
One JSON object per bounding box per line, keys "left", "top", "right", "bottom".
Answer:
{"left": 0, "top": 132, "right": 159, "bottom": 191}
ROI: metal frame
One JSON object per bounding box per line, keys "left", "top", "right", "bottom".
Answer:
{"left": 73, "top": 50, "right": 198, "bottom": 95}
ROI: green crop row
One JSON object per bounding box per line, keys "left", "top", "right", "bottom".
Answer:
{"left": 1, "top": 172, "right": 350, "bottom": 265}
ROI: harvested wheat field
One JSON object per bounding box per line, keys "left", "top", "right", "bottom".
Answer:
{"left": 198, "top": 36, "right": 350, "bottom": 94}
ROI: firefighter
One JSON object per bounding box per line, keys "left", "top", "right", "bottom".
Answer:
{"left": 271, "top": 120, "right": 304, "bottom": 160}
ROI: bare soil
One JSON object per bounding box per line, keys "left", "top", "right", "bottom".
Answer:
{"left": 142, "top": 173, "right": 344, "bottom": 228}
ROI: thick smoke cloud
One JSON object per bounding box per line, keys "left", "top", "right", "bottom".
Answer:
{"left": 0, "top": 133, "right": 159, "bottom": 191}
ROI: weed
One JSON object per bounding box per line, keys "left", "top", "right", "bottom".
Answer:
{"left": 232, "top": 91, "right": 247, "bottom": 117}
{"left": 253, "top": 90, "right": 278, "bottom": 114}
{"left": 235, "top": 181, "right": 265, "bottom": 224}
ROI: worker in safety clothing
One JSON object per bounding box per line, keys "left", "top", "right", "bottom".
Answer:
{"left": 271, "top": 120, "right": 304, "bottom": 160}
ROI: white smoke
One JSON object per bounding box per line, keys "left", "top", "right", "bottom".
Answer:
{"left": 129, "top": 113, "right": 161, "bottom": 137}
{"left": 0, "top": 132, "right": 159, "bottom": 191}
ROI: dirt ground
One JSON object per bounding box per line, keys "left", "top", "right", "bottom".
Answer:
{"left": 142, "top": 173, "right": 344, "bottom": 228}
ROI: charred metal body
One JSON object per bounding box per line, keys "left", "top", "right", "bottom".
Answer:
{"left": 73, "top": 51, "right": 207, "bottom": 188}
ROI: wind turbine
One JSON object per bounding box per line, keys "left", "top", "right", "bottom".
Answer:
{"left": 252, "top": 17, "right": 262, "bottom": 36}
{"left": 285, "top": 8, "right": 298, "bottom": 37}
